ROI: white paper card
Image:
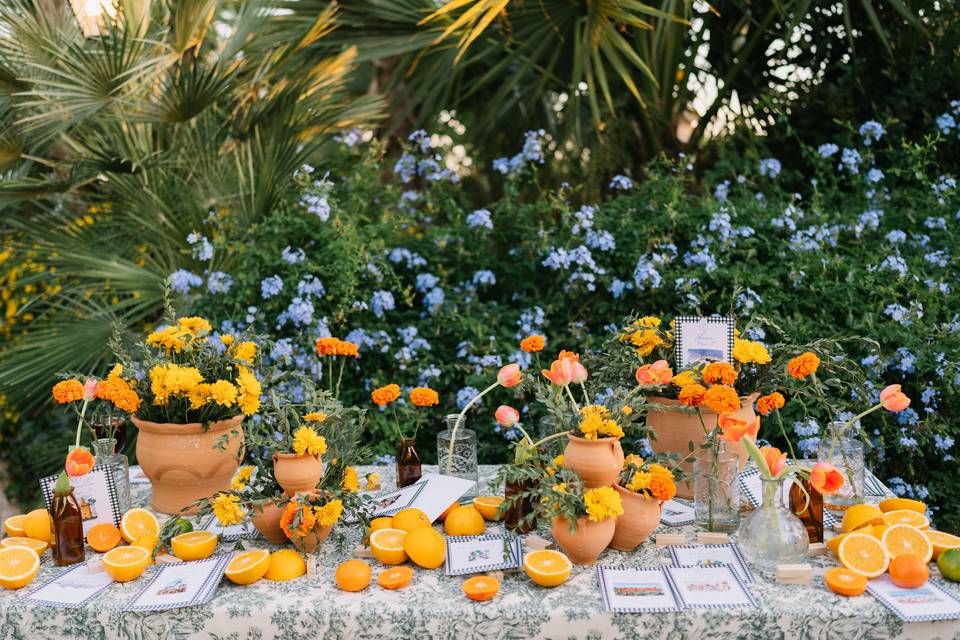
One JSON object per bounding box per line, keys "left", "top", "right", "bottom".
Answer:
{"left": 199, "top": 513, "right": 256, "bottom": 541}
{"left": 39, "top": 465, "right": 122, "bottom": 536}
{"left": 674, "top": 316, "right": 734, "bottom": 368}
{"left": 660, "top": 500, "right": 695, "bottom": 526}
{"left": 668, "top": 544, "right": 755, "bottom": 583}
{"left": 596, "top": 566, "right": 682, "bottom": 613}
{"left": 123, "top": 555, "right": 230, "bottom": 611}
{"left": 19, "top": 563, "right": 114, "bottom": 608}
{"left": 371, "top": 473, "right": 475, "bottom": 522}
{"left": 867, "top": 575, "right": 960, "bottom": 622}
{"left": 445, "top": 534, "right": 523, "bottom": 576}
{"left": 666, "top": 565, "right": 757, "bottom": 609}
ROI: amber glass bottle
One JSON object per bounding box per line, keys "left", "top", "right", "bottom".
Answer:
{"left": 789, "top": 478, "right": 824, "bottom": 543}
{"left": 52, "top": 486, "right": 85, "bottom": 566}
{"left": 396, "top": 438, "right": 422, "bottom": 488}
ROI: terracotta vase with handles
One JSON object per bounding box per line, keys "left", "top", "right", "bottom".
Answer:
{"left": 272, "top": 453, "right": 323, "bottom": 497}
{"left": 609, "top": 485, "right": 663, "bottom": 551}
{"left": 551, "top": 515, "right": 616, "bottom": 565}
{"left": 251, "top": 502, "right": 287, "bottom": 545}
{"left": 646, "top": 393, "right": 758, "bottom": 498}
{"left": 562, "top": 433, "right": 624, "bottom": 488}
{"left": 132, "top": 415, "right": 244, "bottom": 515}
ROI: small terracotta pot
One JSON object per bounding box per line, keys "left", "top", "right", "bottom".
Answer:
{"left": 646, "top": 393, "right": 758, "bottom": 498}
{"left": 609, "top": 485, "right": 663, "bottom": 551}
{"left": 291, "top": 525, "right": 333, "bottom": 553}
{"left": 132, "top": 415, "right": 244, "bottom": 515}
{"left": 562, "top": 433, "right": 624, "bottom": 488}
{"left": 251, "top": 502, "right": 287, "bottom": 545}
{"left": 272, "top": 453, "right": 323, "bottom": 497}
{"left": 551, "top": 515, "right": 616, "bottom": 565}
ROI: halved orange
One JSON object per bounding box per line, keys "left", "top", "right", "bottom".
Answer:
{"left": 170, "top": 531, "right": 218, "bottom": 561}
{"left": 523, "top": 550, "right": 572, "bottom": 587}
{"left": 377, "top": 566, "right": 414, "bottom": 590}
{"left": 225, "top": 549, "right": 271, "bottom": 586}
{"left": 370, "top": 528, "right": 408, "bottom": 565}
{"left": 825, "top": 567, "right": 867, "bottom": 596}
{"left": 827, "top": 527, "right": 873, "bottom": 557}
{"left": 841, "top": 504, "right": 885, "bottom": 533}
{"left": 463, "top": 575, "right": 500, "bottom": 601}
{"left": 472, "top": 496, "right": 505, "bottom": 521}
{"left": 102, "top": 546, "right": 150, "bottom": 582}
{"left": 838, "top": 532, "right": 889, "bottom": 578}
{"left": 0, "top": 546, "right": 40, "bottom": 589}
{"left": 87, "top": 523, "right": 122, "bottom": 553}
{"left": 0, "top": 537, "right": 48, "bottom": 555}
{"left": 882, "top": 524, "right": 933, "bottom": 563}
{"left": 879, "top": 497, "right": 926, "bottom": 513}
{"left": 3, "top": 515, "right": 26, "bottom": 539}
{"left": 120, "top": 508, "right": 160, "bottom": 543}
{"left": 883, "top": 510, "right": 930, "bottom": 529}
{"left": 402, "top": 527, "right": 445, "bottom": 569}
{"left": 925, "top": 530, "right": 960, "bottom": 560}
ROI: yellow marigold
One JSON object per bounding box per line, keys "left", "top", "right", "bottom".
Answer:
{"left": 52, "top": 379, "right": 84, "bottom": 404}
{"left": 520, "top": 335, "right": 545, "bottom": 353}
{"left": 220, "top": 335, "right": 234, "bottom": 347}
{"left": 304, "top": 411, "right": 326, "bottom": 422}
{"left": 96, "top": 378, "right": 141, "bottom": 413}
{"left": 208, "top": 380, "right": 238, "bottom": 407}
{"left": 546, "top": 454, "right": 564, "bottom": 475}
{"left": 627, "top": 328, "right": 664, "bottom": 357}
{"left": 315, "top": 337, "right": 339, "bottom": 356}
{"left": 146, "top": 326, "right": 188, "bottom": 354}
{"left": 580, "top": 404, "right": 610, "bottom": 419}
{"left": 212, "top": 493, "right": 245, "bottom": 527}
{"left": 678, "top": 383, "right": 707, "bottom": 407}
{"left": 292, "top": 426, "right": 327, "bottom": 456}
{"left": 671, "top": 370, "right": 698, "bottom": 388}
{"left": 632, "top": 316, "right": 661, "bottom": 328}
{"left": 177, "top": 316, "right": 211, "bottom": 336}
{"left": 107, "top": 364, "right": 123, "bottom": 380}
{"left": 756, "top": 392, "right": 786, "bottom": 416}
{"left": 578, "top": 412, "right": 623, "bottom": 440}
{"left": 232, "top": 465, "right": 254, "bottom": 491}
{"left": 365, "top": 473, "right": 380, "bottom": 490}
{"left": 702, "top": 362, "right": 738, "bottom": 385}
{"left": 703, "top": 385, "right": 740, "bottom": 414}
{"left": 232, "top": 341, "right": 257, "bottom": 364}
{"left": 787, "top": 352, "right": 820, "bottom": 380}
{"left": 371, "top": 384, "right": 401, "bottom": 407}
{"left": 187, "top": 383, "right": 210, "bottom": 409}
{"left": 583, "top": 486, "right": 624, "bottom": 523}
{"left": 602, "top": 419, "right": 624, "bottom": 438}
{"left": 335, "top": 340, "right": 359, "bottom": 358}
{"left": 149, "top": 364, "right": 203, "bottom": 405}
{"left": 621, "top": 405, "right": 633, "bottom": 416}
{"left": 624, "top": 454, "right": 644, "bottom": 468}
{"left": 313, "top": 499, "right": 344, "bottom": 527}
{"left": 626, "top": 471, "right": 652, "bottom": 493}
{"left": 733, "top": 338, "right": 772, "bottom": 365}
{"left": 280, "top": 500, "right": 317, "bottom": 540}
{"left": 409, "top": 387, "right": 439, "bottom": 407}
{"left": 341, "top": 466, "right": 360, "bottom": 493}
{"left": 236, "top": 366, "right": 261, "bottom": 416}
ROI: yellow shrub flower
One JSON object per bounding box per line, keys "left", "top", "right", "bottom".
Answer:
{"left": 207, "top": 380, "right": 237, "bottom": 407}
{"left": 292, "top": 426, "right": 327, "bottom": 456}
{"left": 188, "top": 383, "right": 211, "bottom": 409}
{"left": 671, "top": 370, "right": 698, "bottom": 388}
{"left": 146, "top": 326, "right": 188, "bottom": 354}
{"left": 341, "top": 466, "right": 360, "bottom": 493}
{"left": 213, "top": 493, "right": 245, "bottom": 527}
{"left": 304, "top": 411, "right": 326, "bottom": 422}
{"left": 733, "top": 338, "right": 771, "bottom": 365}
{"left": 627, "top": 328, "right": 664, "bottom": 357}
{"left": 236, "top": 366, "right": 261, "bottom": 415}
{"left": 149, "top": 364, "right": 203, "bottom": 405}
{"left": 177, "top": 316, "right": 212, "bottom": 337}
{"left": 232, "top": 465, "right": 254, "bottom": 491}
{"left": 220, "top": 335, "right": 234, "bottom": 347}
{"left": 232, "top": 341, "right": 257, "bottom": 364}
{"left": 313, "top": 500, "right": 344, "bottom": 527}
{"left": 584, "top": 486, "right": 624, "bottom": 522}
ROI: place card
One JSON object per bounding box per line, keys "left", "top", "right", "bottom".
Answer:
{"left": 123, "top": 555, "right": 231, "bottom": 612}
{"left": 665, "top": 565, "right": 758, "bottom": 609}
{"left": 370, "top": 473, "right": 475, "bottom": 522}
{"left": 199, "top": 513, "right": 256, "bottom": 541}
{"left": 674, "top": 316, "right": 734, "bottom": 368}
{"left": 775, "top": 564, "right": 812, "bottom": 585}
{"left": 39, "top": 464, "right": 122, "bottom": 536}
{"left": 19, "top": 562, "right": 114, "bottom": 608}
{"left": 655, "top": 534, "right": 686, "bottom": 547}
{"left": 668, "top": 544, "right": 755, "bottom": 583}
{"left": 596, "top": 566, "right": 682, "bottom": 613}
{"left": 660, "top": 500, "right": 695, "bottom": 526}
{"left": 697, "top": 532, "right": 729, "bottom": 545}
{"left": 867, "top": 574, "right": 960, "bottom": 622}
{"left": 445, "top": 534, "right": 523, "bottom": 576}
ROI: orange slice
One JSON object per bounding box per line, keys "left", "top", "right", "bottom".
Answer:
{"left": 120, "top": 508, "right": 160, "bottom": 543}
{"left": 370, "top": 528, "right": 408, "bottom": 565}
{"left": 463, "top": 575, "right": 500, "bottom": 601}
{"left": 472, "top": 496, "right": 505, "bottom": 521}
{"left": 825, "top": 567, "right": 867, "bottom": 596}
{"left": 882, "top": 524, "right": 933, "bottom": 563}
{"left": 0, "top": 546, "right": 40, "bottom": 589}
{"left": 841, "top": 504, "right": 885, "bottom": 533}
{"left": 225, "top": 549, "right": 271, "bottom": 586}
{"left": 0, "top": 537, "right": 48, "bottom": 555}
{"left": 3, "top": 515, "right": 27, "bottom": 539}
{"left": 87, "top": 523, "right": 122, "bottom": 553}
{"left": 838, "top": 532, "right": 889, "bottom": 578}
{"left": 879, "top": 497, "right": 926, "bottom": 513}
{"left": 883, "top": 510, "right": 930, "bottom": 529}
{"left": 171, "top": 531, "right": 218, "bottom": 561}
{"left": 827, "top": 527, "right": 873, "bottom": 557}
{"left": 377, "top": 566, "right": 414, "bottom": 590}
{"left": 925, "top": 530, "right": 960, "bottom": 560}
{"left": 102, "top": 546, "right": 151, "bottom": 582}
{"left": 524, "top": 550, "right": 573, "bottom": 587}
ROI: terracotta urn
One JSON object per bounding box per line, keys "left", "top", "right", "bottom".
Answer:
{"left": 251, "top": 502, "right": 287, "bottom": 545}
{"left": 562, "top": 433, "right": 624, "bottom": 488}
{"left": 132, "top": 415, "right": 244, "bottom": 515}
{"left": 272, "top": 453, "right": 323, "bottom": 497}
{"left": 551, "top": 515, "right": 616, "bottom": 565}
{"left": 291, "top": 525, "right": 333, "bottom": 553}
{"left": 609, "top": 484, "right": 663, "bottom": 551}
{"left": 646, "top": 393, "right": 758, "bottom": 498}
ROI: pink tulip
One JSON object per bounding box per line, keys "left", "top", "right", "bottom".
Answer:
{"left": 635, "top": 360, "right": 673, "bottom": 386}
{"left": 495, "top": 405, "right": 520, "bottom": 428}
{"left": 810, "top": 462, "right": 844, "bottom": 494}
{"left": 570, "top": 360, "right": 588, "bottom": 384}
{"left": 760, "top": 446, "right": 787, "bottom": 476}
{"left": 879, "top": 384, "right": 910, "bottom": 412}
{"left": 497, "top": 363, "right": 522, "bottom": 388}
{"left": 82, "top": 378, "right": 98, "bottom": 402}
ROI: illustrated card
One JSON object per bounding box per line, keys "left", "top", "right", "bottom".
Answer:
{"left": 674, "top": 316, "right": 735, "bottom": 368}
{"left": 370, "top": 473, "right": 475, "bottom": 521}
{"left": 445, "top": 534, "right": 523, "bottom": 576}
{"left": 660, "top": 500, "right": 695, "bottom": 526}
{"left": 665, "top": 565, "right": 757, "bottom": 609}
{"left": 867, "top": 575, "right": 960, "bottom": 622}
{"left": 19, "top": 563, "right": 114, "bottom": 608}
{"left": 596, "top": 566, "right": 682, "bottom": 613}
{"left": 668, "top": 544, "right": 755, "bottom": 583}
{"left": 123, "top": 555, "right": 230, "bottom": 612}
{"left": 39, "top": 464, "right": 122, "bottom": 536}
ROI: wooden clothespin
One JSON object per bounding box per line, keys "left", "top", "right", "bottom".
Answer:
{"left": 807, "top": 542, "right": 827, "bottom": 556}
{"left": 524, "top": 534, "right": 554, "bottom": 552}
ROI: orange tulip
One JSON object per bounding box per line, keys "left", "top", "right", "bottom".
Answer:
{"left": 760, "top": 446, "right": 787, "bottom": 476}
{"left": 570, "top": 360, "right": 588, "bottom": 384}
{"left": 65, "top": 447, "right": 95, "bottom": 477}
{"left": 717, "top": 412, "right": 760, "bottom": 443}
{"left": 497, "top": 364, "right": 522, "bottom": 388}
{"left": 635, "top": 360, "right": 673, "bottom": 386}
{"left": 810, "top": 462, "right": 844, "bottom": 494}
{"left": 495, "top": 405, "right": 520, "bottom": 428}
{"left": 542, "top": 357, "right": 576, "bottom": 386}
{"left": 879, "top": 384, "right": 910, "bottom": 412}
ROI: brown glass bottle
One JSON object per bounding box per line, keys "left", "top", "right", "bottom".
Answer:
{"left": 789, "top": 477, "right": 824, "bottom": 543}
{"left": 52, "top": 488, "right": 85, "bottom": 566}
{"left": 396, "top": 438, "right": 422, "bottom": 488}
{"left": 504, "top": 478, "right": 536, "bottom": 534}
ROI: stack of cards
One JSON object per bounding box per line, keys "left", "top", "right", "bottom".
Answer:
{"left": 596, "top": 565, "right": 757, "bottom": 613}
{"left": 367, "top": 473, "right": 476, "bottom": 522}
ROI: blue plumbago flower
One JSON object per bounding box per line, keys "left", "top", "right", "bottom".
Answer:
{"left": 911, "top": 233, "right": 931, "bottom": 248}
{"left": 270, "top": 338, "right": 294, "bottom": 362}
{"left": 337, "top": 128, "right": 366, "bottom": 147}
{"left": 281, "top": 246, "right": 305, "bottom": 264}
{"left": 521, "top": 129, "right": 546, "bottom": 162}
{"left": 683, "top": 247, "right": 718, "bottom": 272}
{"left": 924, "top": 216, "right": 947, "bottom": 230}
{"left": 492, "top": 157, "right": 510, "bottom": 174}
{"left": 874, "top": 254, "right": 908, "bottom": 276}
{"left": 472, "top": 270, "right": 496, "bottom": 286}
{"left": 758, "top": 158, "right": 781, "bottom": 178}
{"left": 394, "top": 153, "right": 417, "bottom": 183}
{"left": 860, "top": 354, "right": 882, "bottom": 368}
{"left": 633, "top": 256, "right": 663, "bottom": 289}
{"left": 301, "top": 192, "right": 330, "bottom": 221}
{"left": 586, "top": 229, "right": 615, "bottom": 252}
{"left": 817, "top": 143, "right": 839, "bottom": 158}
{"left": 466, "top": 209, "right": 493, "bottom": 230}
{"left": 839, "top": 148, "right": 862, "bottom": 174}
{"left": 260, "top": 275, "right": 283, "bottom": 299}
{"left": 735, "top": 288, "right": 762, "bottom": 311}
{"left": 457, "top": 386, "right": 481, "bottom": 410}
{"left": 674, "top": 276, "right": 701, "bottom": 307}
{"left": 571, "top": 205, "right": 596, "bottom": 234}
{"left": 921, "top": 385, "right": 939, "bottom": 413}
{"left": 424, "top": 287, "right": 445, "bottom": 313}
{"left": 206, "top": 271, "right": 233, "bottom": 294}
{"left": 745, "top": 327, "right": 765, "bottom": 340}
{"left": 866, "top": 168, "right": 884, "bottom": 183}
{"left": 853, "top": 209, "right": 884, "bottom": 237}
{"left": 937, "top": 112, "right": 957, "bottom": 135}
{"left": 399, "top": 190, "right": 421, "bottom": 210}
{"left": 187, "top": 232, "right": 213, "bottom": 261}
{"left": 373, "top": 454, "right": 395, "bottom": 466}
{"left": 885, "top": 229, "right": 907, "bottom": 244}
{"left": 370, "top": 290, "right": 395, "bottom": 318}
{"left": 935, "top": 434, "right": 955, "bottom": 452}
{"left": 933, "top": 176, "right": 957, "bottom": 202}
{"left": 168, "top": 269, "right": 202, "bottom": 294}
{"left": 884, "top": 303, "right": 914, "bottom": 326}
{"left": 277, "top": 297, "right": 314, "bottom": 327}
{"left": 418, "top": 365, "right": 441, "bottom": 385}
{"left": 415, "top": 273, "right": 440, "bottom": 293}
{"left": 408, "top": 129, "right": 432, "bottom": 153}
{"left": 609, "top": 174, "right": 633, "bottom": 191}
{"left": 296, "top": 275, "right": 325, "bottom": 298}
{"left": 515, "top": 306, "right": 545, "bottom": 339}
{"left": 926, "top": 279, "right": 950, "bottom": 294}
{"left": 567, "top": 271, "right": 597, "bottom": 291}
{"left": 925, "top": 251, "right": 950, "bottom": 268}
{"left": 294, "top": 164, "right": 315, "bottom": 178}
{"left": 714, "top": 180, "right": 730, "bottom": 202}
{"left": 859, "top": 120, "right": 885, "bottom": 145}
{"left": 891, "top": 346, "right": 917, "bottom": 374}
{"left": 388, "top": 248, "right": 427, "bottom": 269}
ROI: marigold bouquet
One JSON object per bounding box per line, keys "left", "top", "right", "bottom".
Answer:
{"left": 618, "top": 454, "right": 677, "bottom": 502}
{"left": 534, "top": 468, "right": 624, "bottom": 532}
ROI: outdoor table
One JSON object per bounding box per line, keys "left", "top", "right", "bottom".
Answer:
{"left": 1, "top": 464, "right": 959, "bottom": 639}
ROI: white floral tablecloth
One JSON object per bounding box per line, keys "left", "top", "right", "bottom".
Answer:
{"left": 1, "top": 465, "right": 959, "bottom": 640}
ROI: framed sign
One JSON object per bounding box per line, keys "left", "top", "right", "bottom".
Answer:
{"left": 674, "top": 316, "right": 735, "bottom": 369}
{"left": 40, "top": 464, "right": 122, "bottom": 536}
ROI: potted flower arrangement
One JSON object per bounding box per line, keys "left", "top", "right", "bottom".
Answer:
{"left": 609, "top": 454, "right": 677, "bottom": 551}
{"left": 265, "top": 405, "right": 329, "bottom": 497}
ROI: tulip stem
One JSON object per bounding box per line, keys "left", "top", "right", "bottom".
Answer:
{"left": 563, "top": 384, "right": 580, "bottom": 414}
{"left": 447, "top": 381, "right": 500, "bottom": 474}
{"left": 578, "top": 382, "right": 591, "bottom": 406}
{"left": 74, "top": 398, "right": 90, "bottom": 449}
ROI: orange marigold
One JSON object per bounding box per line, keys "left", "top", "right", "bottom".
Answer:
{"left": 756, "top": 392, "right": 786, "bottom": 416}
{"left": 371, "top": 384, "right": 401, "bottom": 407}
{"left": 280, "top": 500, "right": 317, "bottom": 540}
{"left": 409, "top": 387, "right": 439, "bottom": 407}
{"left": 702, "top": 362, "right": 738, "bottom": 385}
{"left": 648, "top": 472, "right": 677, "bottom": 502}
{"left": 703, "top": 385, "right": 740, "bottom": 414}
{"left": 787, "top": 352, "right": 820, "bottom": 379}
{"left": 520, "top": 335, "right": 546, "bottom": 353}
{"left": 336, "top": 340, "right": 359, "bottom": 358}
{"left": 52, "top": 379, "right": 84, "bottom": 404}
{"left": 557, "top": 350, "right": 580, "bottom": 361}
{"left": 315, "top": 337, "right": 340, "bottom": 356}
{"left": 96, "top": 378, "right": 141, "bottom": 413}
{"left": 678, "top": 383, "right": 707, "bottom": 407}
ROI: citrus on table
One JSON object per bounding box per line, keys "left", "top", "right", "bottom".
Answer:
{"left": 827, "top": 527, "right": 873, "bottom": 557}
{"left": 837, "top": 532, "right": 889, "bottom": 578}
{"left": 403, "top": 527, "right": 446, "bottom": 569}
{"left": 131, "top": 535, "right": 161, "bottom": 557}
{"left": 369, "top": 517, "right": 394, "bottom": 533}
{"left": 841, "top": 504, "right": 885, "bottom": 533}
{"left": 444, "top": 506, "right": 485, "bottom": 536}
{"left": 472, "top": 496, "right": 504, "bottom": 521}
{"left": 824, "top": 567, "right": 868, "bottom": 597}
{"left": 888, "top": 554, "right": 929, "bottom": 589}
{"left": 879, "top": 497, "right": 926, "bottom": 513}
{"left": 881, "top": 524, "right": 933, "bottom": 563}
{"left": 336, "top": 560, "right": 372, "bottom": 592}
{"left": 437, "top": 502, "right": 459, "bottom": 522}
{"left": 392, "top": 508, "right": 431, "bottom": 533}
{"left": 883, "top": 510, "right": 930, "bottom": 529}
{"left": 370, "top": 528, "right": 408, "bottom": 565}
{"left": 869, "top": 525, "right": 888, "bottom": 540}
{"left": 0, "top": 537, "right": 47, "bottom": 555}
{"left": 925, "top": 530, "right": 960, "bottom": 560}
{"left": 0, "top": 546, "right": 40, "bottom": 590}
{"left": 937, "top": 548, "right": 960, "bottom": 582}
{"left": 171, "top": 531, "right": 218, "bottom": 561}
{"left": 377, "top": 566, "right": 414, "bottom": 590}
{"left": 264, "top": 549, "right": 305, "bottom": 581}
{"left": 462, "top": 575, "right": 499, "bottom": 601}
{"left": 225, "top": 549, "right": 271, "bottom": 586}
{"left": 87, "top": 523, "right": 122, "bottom": 553}
{"left": 22, "top": 509, "right": 53, "bottom": 543}
{"left": 524, "top": 550, "right": 572, "bottom": 587}
{"left": 120, "top": 508, "right": 160, "bottom": 543}
{"left": 102, "top": 546, "right": 151, "bottom": 583}
{"left": 3, "top": 515, "right": 27, "bottom": 539}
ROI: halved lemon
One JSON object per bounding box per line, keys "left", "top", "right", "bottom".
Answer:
{"left": 523, "top": 550, "right": 573, "bottom": 587}
{"left": 370, "top": 528, "right": 408, "bottom": 565}
{"left": 882, "top": 524, "right": 933, "bottom": 563}
{"left": 102, "top": 546, "right": 151, "bottom": 583}
{"left": 841, "top": 504, "right": 885, "bottom": 533}
{"left": 878, "top": 497, "right": 926, "bottom": 513}
{"left": 0, "top": 537, "right": 48, "bottom": 555}
{"left": 3, "top": 515, "right": 27, "bottom": 539}
{"left": 0, "top": 546, "right": 40, "bottom": 589}
{"left": 225, "top": 549, "right": 271, "bottom": 586}
{"left": 171, "top": 531, "right": 218, "bottom": 561}
{"left": 838, "top": 532, "right": 889, "bottom": 578}
{"left": 883, "top": 510, "right": 930, "bottom": 529}
{"left": 472, "top": 496, "right": 505, "bottom": 521}
{"left": 925, "top": 530, "right": 960, "bottom": 560}
{"left": 120, "top": 508, "right": 160, "bottom": 543}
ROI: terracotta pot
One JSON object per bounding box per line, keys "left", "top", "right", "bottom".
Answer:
{"left": 272, "top": 453, "right": 323, "bottom": 497}
{"left": 291, "top": 525, "right": 333, "bottom": 553}
{"left": 551, "top": 515, "right": 616, "bottom": 565}
{"left": 562, "top": 433, "right": 624, "bottom": 488}
{"left": 251, "top": 502, "right": 287, "bottom": 545}
{"left": 646, "top": 393, "right": 758, "bottom": 498}
{"left": 132, "top": 415, "right": 244, "bottom": 515}
{"left": 609, "top": 485, "right": 663, "bottom": 551}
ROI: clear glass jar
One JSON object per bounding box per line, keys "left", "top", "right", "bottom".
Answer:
{"left": 693, "top": 446, "right": 740, "bottom": 532}
{"left": 437, "top": 415, "right": 479, "bottom": 498}
{"left": 94, "top": 438, "right": 131, "bottom": 513}
{"left": 818, "top": 422, "right": 864, "bottom": 512}
{"left": 738, "top": 478, "right": 810, "bottom": 575}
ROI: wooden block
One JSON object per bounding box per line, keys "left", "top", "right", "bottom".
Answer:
{"left": 696, "top": 532, "right": 729, "bottom": 545}
{"left": 524, "top": 534, "right": 553, "bottom": 551}
{"left": 775, "top": 563, "right": 812, "bottom": 585}
{"left": 352, "top": 546, "right": 374, "bottom": 559}
{"left": 655, "top": 534, "right": 686, "bottom": 547}
{"left": 485, "top": 570, "right": 505, "bottom": 582}
{"left": 807, "top": 542, "right": 827, "bottom": 556}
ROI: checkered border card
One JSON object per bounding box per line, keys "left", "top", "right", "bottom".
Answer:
{"left": 673, "top": 316, "right": 735, "bottom": 369}
{"left": 867, "top": 574, "right": 960, "bottom": 623}
{"left": 665, "top": 565, "right": 758, "bottom": 610}
{"left": 668, "top": 543, "right": 756, "bottom": 584}
{"left": 596, "top": 566, "right": 683, "bottom": 613}
{"left": 122, "top": 555, "right": 230, "bottom": 612}
{"left": 445, "top": 534, "right": 524, "bottom": 576}
{"left": 19, "top": 562, "right": 114, "bottom": 609}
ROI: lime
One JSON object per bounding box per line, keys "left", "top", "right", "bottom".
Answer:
{"left": 937, "top": 548, "right": 960, "bottom": 582}
{"left": 172, "top": 517, "right": 194, "bottom": 535}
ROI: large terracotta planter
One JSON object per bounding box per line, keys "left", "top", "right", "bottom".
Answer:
{"left": 291, "top": 526, "right": 333, "bottom": 553}
{"left": 646, "top": 394, "right": 758, "bottom": 498}
{"left": 562, "top": 434, "right": 624, "bottom": 488}
{"left": 251, "top": 502, "right": 287, "bottom": 545}
{"left": 132, "top": 415, "right": 244, "bottom": 515}
{"left": 551, "top": 515, "right": 616, "bottom": 565}
{"left": 609, "top": 485, "right": 662, "bottom": 551}
{"left": 272, "top": 453, "right": 323, "bottom": 497}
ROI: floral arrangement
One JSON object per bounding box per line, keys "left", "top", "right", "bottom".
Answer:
{"left": 315, "top": 336, "right": 359, "bottom": 399}
{"left": 280, "top": 492, "right": 344, "bottom": 542}
{"left": 618, "top": 454, "right": 677, "bottom": 502}
{"left": 534, "top": 468, "right": 624, "bottom": 531}
{"left": 370, "top": 383, "right": 439, "bottom": 441}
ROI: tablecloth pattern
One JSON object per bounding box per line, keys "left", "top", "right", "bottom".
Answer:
{"left": 1, "top": 465, "right": 959, "bottom": 640}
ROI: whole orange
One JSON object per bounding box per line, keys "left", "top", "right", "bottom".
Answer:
{"left": 888, "top": 554, "right": 929, "bottom": 589}
{"left": 335, "top": 560, "right": 372, "bottom": 592}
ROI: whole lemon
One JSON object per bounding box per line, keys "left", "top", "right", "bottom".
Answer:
{"left": 443, "top": 506, "right": 485, "bottom": 536}
{"left": 22, "top": 509, "right": 53, "bottom": 544}
{"left": 403, "top": 527, "right": 446, "bottom": 569}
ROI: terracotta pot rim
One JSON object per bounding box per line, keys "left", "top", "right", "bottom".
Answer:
{"left": 648, "top": 392, "right": 760, "bottom": 408}
{"left": 272, "top": 452, "right": 321, "bottom": 462}
{"left": 613, "top": 483, "right": 664, "bottom": 503}
{"left": 566, "top": 432, "right": 622, "bottom": 444}
{"left": 131, "top": 414, "right": 243, "bottom": 434}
